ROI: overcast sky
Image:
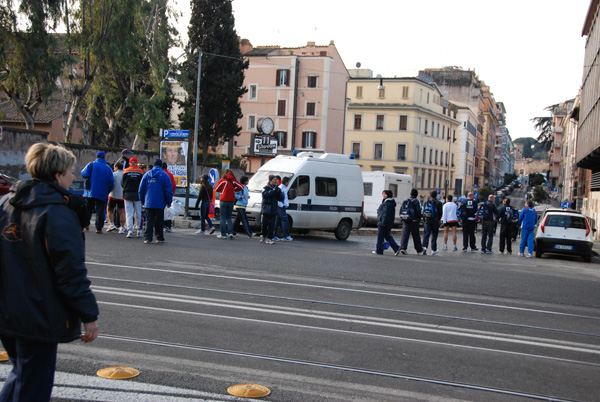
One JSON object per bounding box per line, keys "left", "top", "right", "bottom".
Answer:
{"left": 172, "top": 0, "right": 591, "bottom": 140}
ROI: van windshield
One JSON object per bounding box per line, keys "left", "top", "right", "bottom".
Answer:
{"left": 248, "top": 171, "right": 294, "bottom": 192}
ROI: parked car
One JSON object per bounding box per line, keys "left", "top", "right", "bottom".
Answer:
{"left": 0, "top": 173, "right": 17, "bottom": 196}
{"left": 68, "top": 180, "right": 85, "bottom": 198}
{"left": 534, "top": 208, "right": 594, "bottom": 262}
{"left": 172, "top": 186, "right": 201, "bottom": 218}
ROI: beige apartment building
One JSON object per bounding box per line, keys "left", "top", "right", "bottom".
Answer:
{"left": 345, "top": 77, "right": 459, "bottom": 196}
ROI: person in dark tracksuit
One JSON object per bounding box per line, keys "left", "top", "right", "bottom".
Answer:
{"left": 399, "top": 189, "right": 424, "bottom": 255}
{"left": 373, "top": 190, "right": 400, "bottom": 255}
{"left": 459, "top": 192, "right": 479, "bottom": 252}
{"left": 422, "top": 190, "right": 443, "bottom": 255}
{"left": 480, "top": 194, "right": 499, "bottom": 254}
{"left": 498, "top": 198, "right": 515, "bottom": 254}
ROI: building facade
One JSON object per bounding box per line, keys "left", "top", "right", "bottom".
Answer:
{"left": 344, "top": 76, "right": 459, "bottom": 196}
{"left": 455, "top": 105, "right": 478, "bottom": 195}
{"left": 224, "top": 40, "right": 349, "bottom": 173}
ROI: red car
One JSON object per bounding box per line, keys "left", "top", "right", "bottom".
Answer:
{"left": 0, "top": 173, "right": 17, "bottom": 196}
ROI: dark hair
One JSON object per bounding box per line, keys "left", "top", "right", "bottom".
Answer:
{"left": 504, "top": 198, "right": 511, "bottom": 205}
{"left": 446, "top": 195, "right": 453, "bottom": 202}
{"left": 430, "top": 190, "right": 437, "bottom": 198}
{"left": 115, "top": 161, "right": 123, "bottom": 170}
{"left": 240, "top": 175, "right": 249, "bottom": 185}
{"left": 527, "top": 200, "right": 535, "bottom": 208}
{"left": 282, "top": 176, "right": 290, "bottom": 185}
{"left": 410, "top": 188, "right": 418, "bottom": 198}
{"left": 383, "top": 189, "right": 393, "bottom": 198}
{"left": 162, "top": 162, "right": 168, "bottom": 169}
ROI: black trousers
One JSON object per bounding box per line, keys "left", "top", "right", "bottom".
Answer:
{"left": 0, "top": 335, "right": 58, "bottom": 402}
{"left": 86, "top": 197, "right": 105, "bottom": 231}
{"left": 261, "top": 214, "right": 275, "bottom": 240}
{"left": 499, "top": 223, "right": 513, "bottom": 253}
{"left": 462, "top": 219, "right": 477, "bottom": 249}
{"left": 145, "top": 208, "right": 164, "bottom": 242}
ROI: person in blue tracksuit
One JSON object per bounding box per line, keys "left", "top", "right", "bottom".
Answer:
{"left": 518, "top": 200, "right": 538, "bottom": 257}
{"left": 81, "top": 151, "right": 114, "bottom": 233}
{"left": 138, "top": 159, "right": 173, "bottom": 244}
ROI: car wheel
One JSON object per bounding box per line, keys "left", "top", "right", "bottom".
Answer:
{"left": 334, "top": 220, "right": 352, "bottom": 241}
{"left": 535, "top": 248, "right": 542, "bottom": 258}
{"left": 213, "top": 208, "right": 220, "bottom": 221}
{"left": 584, "top": 253, "right": 592, "bottom": 263}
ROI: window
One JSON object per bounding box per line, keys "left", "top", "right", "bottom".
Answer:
{"left": 302, "top": 131, "right": 316, "bottom": 148}
{"left": 248, "top": 115, "right": 256, "bottom": 130}
{"left": 442, "top": 125, "right": 445, "bottom": 139}
{"left": 428, "top": 171, "right": 432, "bottom": 188}
{"left": 397, "top": 144, "right": 406, "bottom": 160}
{"left": 354, "top": 114, "right": 362, "bottom": 130}
{"left": 466, "top": 141, "right": 470, "bottom": 154}
{"left": 421, "top": 170, "right": 426, "bottom": 187}
{"left": 277, "top": 100, "right": 286, "bottom": 116}
{"left": 427, "top": 92, "right": 430, "bottom": 103}
{"left": 289, "top": 175, "right": 310, "bottom": 199}
{"left": 376, "top": 115, "right": 384, "bottom": 130}
{"left": 425, "top": 119, "right": 429, "bottom": 134}
{"left": 315, "top": 177, "right": 337, "bottom": 197}
{"left": 417, "top": 117, "right": 422, "bottom": 133}
{"left": 363, "top": 182, "right": 373, "bottom": 196}
{"left": 352, "top": 142, "right": 361, "bottom": 159}
{"left": 423, "top": 147, "right": 427, "bottom": 163}
{"left": 356, "top": 86, "right": 363, "bottom": 98}
{"left": 275, "top": 131, "right": 287, "bottom": 148}
{"left": 402, "top": 86, "right": 409, "bottom": 99}
{"left": 307, "top": 76, "right": 318, "bottom": 88}
{"left": 435, "top": 150, "right": 438, "bottom": 165}
{"left": 249, "top": 84, "right": 257, "bottom": 100}
{"left": 378, "top": 88, "right": 385, "bottom": 98}
{"left": 437, "top": 123, "right": 440, "bottom": 137}
{"left": 415, "top": 145, "right": 420, "bottom": 162}
{"left": 429, "top": 149, "right": 433, "bottom": 164}
{"left": 306, "top": 102, "right": 316, "bottom": 116}
{"left": 374, "top": 143, "right": 383, "bottom": 160}
{"left": 399, "top": 115, "right": 408, "bottom": 131}
{"left": 276, "top": 69, "right": 289, "bottom": 86}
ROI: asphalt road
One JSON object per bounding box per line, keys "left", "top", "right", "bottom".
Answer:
{"left": 2, "top": 188, "right": 600, "bottom": 402}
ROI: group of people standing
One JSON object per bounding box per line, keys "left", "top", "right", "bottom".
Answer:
{"left": 374, "top": 189, "right": 539, "bottom": 257}
{"left": 81, "top": 150, "right": 174, "bottom": 244}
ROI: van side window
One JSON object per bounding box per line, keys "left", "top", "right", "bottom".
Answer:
{"left": 363, "top": 182, "right": 373, "bottom": 196}
{"left": 316, "top": 177, "right": 337, "bottom": 197}
{"left": 289, "top": 175, "right": 310, "bottom": 200}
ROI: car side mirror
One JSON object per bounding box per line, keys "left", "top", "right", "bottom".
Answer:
{"left": 288, "top": 188, "right": 297, "bottom": 200}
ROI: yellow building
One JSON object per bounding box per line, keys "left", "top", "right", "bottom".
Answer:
{"left": 345, "top": 77, "right": 459, "bottom": 196}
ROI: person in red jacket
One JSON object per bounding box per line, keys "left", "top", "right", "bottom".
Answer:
{"left": 162, "top": 162, "right": 176, "bottom": 232}
{"left": 214, "top": 170, "right": 244, "bottom": 239}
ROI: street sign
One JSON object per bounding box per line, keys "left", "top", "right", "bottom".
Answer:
{"left": 208, "top": 168, "right": 219, "bottom": 186}
{"left": 474, "top": 191, "right": 479, "bottom": 199}
{"left": 436, "top": 189, "right": 441, "bottom": 194}
{"left": 561, "top": 201, "right": 571, "bottom": 209}
{"left": 162, "top": 129, "right": 189, "bottom": 139}
{"left": 474, "top": 184, "right": 478, "bottom": 190}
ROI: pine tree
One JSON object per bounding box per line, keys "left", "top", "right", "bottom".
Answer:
{"left": 178, "top": 0, "right": 248, "bottom": 163}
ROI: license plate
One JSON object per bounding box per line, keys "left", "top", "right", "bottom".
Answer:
{"left": 554, "top": 244, "right": 574, "bottom": 250}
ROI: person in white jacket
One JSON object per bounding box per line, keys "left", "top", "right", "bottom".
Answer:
{"left": 441, "top": 195, "right": 459, "bottom": 251}
{"left": 273, "top": 176, "right": 293, "bottom": 241}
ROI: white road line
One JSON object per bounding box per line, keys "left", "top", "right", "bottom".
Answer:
{"left": 0, "top": 366, "right": 248, "bottom": 401}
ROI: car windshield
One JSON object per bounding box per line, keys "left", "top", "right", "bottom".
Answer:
{"left": 70, "top": 181, "right": 84, "bottom": 190}
{"left": 174, "top": 186, "right": 199, "bottom": 197}
{"left": 545, "top": 215, "right": 587, "bottom": 229}
{"left": 248, "top": 171, "right": 294, "bottom": 192}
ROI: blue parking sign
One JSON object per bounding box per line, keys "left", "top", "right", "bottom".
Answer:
{"left": 560, "top": 201, "right": 571, "bottom": 209}
{"left": 474, "top": 191, "right": 479, "bottom": 199}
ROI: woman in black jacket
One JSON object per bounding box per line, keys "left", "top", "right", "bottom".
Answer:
{"left": 373, "top": 190, "right": 400, "bottom": 255}
{"left": 0, "top": 143, "right": 99, "bottom": 401}
{"left": 260, "top": 175, "right": 282, "bottom": 244}
{"left": 194, "top": 174, "right": 216, "bottom": 235}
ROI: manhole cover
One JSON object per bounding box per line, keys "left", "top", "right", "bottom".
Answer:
{"left": 0, "top": 351, "right": 8, "bottom": 362}
{"left": 227, "top": 383, "right": 271, "bottom": 398}
{"left": 96, "top": 366, "right": 140, "bottom": 380}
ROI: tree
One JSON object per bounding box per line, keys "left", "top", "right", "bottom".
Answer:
{"left": 533, "top": 185, "right": 547, "bottom": 204}
{"left": 529, "top": 173, "right": 546, "bottom": 187}
{"left": 531, "top": 103, "right": 558, "bottom": 149}
{"left": 178, "top": 0, "right": 248, "bottom": 163}
{"left": 503, "top": 173, "right": 518, "bottom": 186}
{"left": 478, "top": 186, "right": 492, "bottom": 202}
{"left": 0, "top": 0, "right": 66, "bottom": 129}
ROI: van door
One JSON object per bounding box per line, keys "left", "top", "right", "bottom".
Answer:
{"left": 309, "top": 176, "right": 339, "bottom": 229}
{"left": 287, "top": 175, "right": 311, "bottom": 227}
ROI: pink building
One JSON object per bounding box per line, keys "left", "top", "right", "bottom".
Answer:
{"left": 225, "top": 40, "right": 349, "bottom": 173}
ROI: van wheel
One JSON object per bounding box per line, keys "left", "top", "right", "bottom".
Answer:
{"left": 334, "top": 220, "right": 352, "bottom": 241}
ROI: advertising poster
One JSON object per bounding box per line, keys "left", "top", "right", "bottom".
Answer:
{"left": 160, "top": 141, "right": 188, "bottom": 186}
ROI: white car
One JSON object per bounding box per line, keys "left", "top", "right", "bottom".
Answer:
{"left": 534, "top": 208, "right": 594, "bottom": 262}
{"left": 172, "top": 186, "right": 201, "bottom": 218}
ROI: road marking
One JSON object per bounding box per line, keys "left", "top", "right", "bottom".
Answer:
{"left": 0, "top": 366, "right": 243, "bottom": 401}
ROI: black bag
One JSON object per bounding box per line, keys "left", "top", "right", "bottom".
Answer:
{"left": 84, "top": 162, "right": 93, "bottom": 190}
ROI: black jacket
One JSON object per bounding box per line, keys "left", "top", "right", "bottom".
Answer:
{"left": 377, "top": 198, "right": 396, "bottom": 228}
{"left": 0, "top": 180, "right": 99, "bottom": 343}
{"left": 261, "top": 183, "right": 282, "bottom": 216}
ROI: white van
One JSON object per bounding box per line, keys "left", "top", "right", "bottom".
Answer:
{"left": 362, "top": 172, "right": 413, "bottom": 226}
{"left": 245, "top": 152, "right": 364, "bottom": 240}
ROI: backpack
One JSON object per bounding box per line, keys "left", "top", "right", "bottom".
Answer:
{"left": 423, "top": 200, "right": 434, "bottom": 219}
{"left": 476, "top": 202, "right": 490, "bottom": 221}
{"left": 499, "top": 206, "right": 512, "bottom": 224}
{"left": 400, "top": 199, "right": 416, "bottom": 221}
{"left": 510, "top": 207, "right": 519, "bottom": 223}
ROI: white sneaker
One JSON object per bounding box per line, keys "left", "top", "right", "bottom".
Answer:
{"left": 432, "top": 250, "right": 439, "bottom": 255}
{"left": 527, "top": 253, "right": 533, "bottom": 258}
{"left": 107, "top": 224, "right": 116, "bottom": 232}
{"left": 119, "top": 227, "right": 126, "bottom": 234}
{"left": 195, "top": 230, "right": 205, "bottom": 235}
{"left": 443, "top": 244, "right": 448, "bottom": 250}
{"left": 518, "top": 252, "right": 525, "bottom": 257}
{"left": 126, "top": 231, "right": 133, "bottom": 238}
{"left": 260, "top": 237, "right": 265, "bottom": 243}
{"left": 217, "top": 235, "right": 227, "bottom": 239}
{"left": 228, "top": 234, "right": 235, "bottom": 239}
{"left": 266, "top": 239, "right": 275, "bottom": 245}
{"left": 422, "top": 248, "right": 427, "bottom": 256}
